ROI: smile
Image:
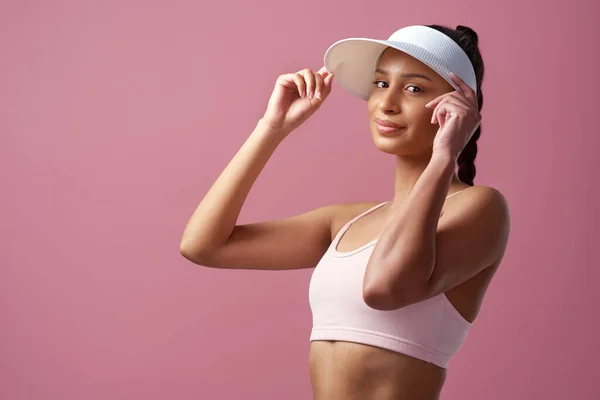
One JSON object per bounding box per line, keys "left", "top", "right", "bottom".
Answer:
{"left": 375, "top": 122, "right": 406, "bottom": 136}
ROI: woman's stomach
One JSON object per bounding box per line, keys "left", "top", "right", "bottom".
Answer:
{"left": 309, "top": 340, "right": 446, "bottom": 400}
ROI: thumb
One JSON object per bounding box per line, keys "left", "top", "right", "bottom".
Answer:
{"left": 324, "top": 72, "right": 335, "bottom": 88}
{"left": 319, "top": 72, "right": 335, "bottom": 99}
{"left": 318, "top": 66, "right": 334, "bottom": 80}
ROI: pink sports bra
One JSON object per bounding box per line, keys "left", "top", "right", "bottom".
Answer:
{"left": 308, "top": 192, "right": 472, "bottom": 369}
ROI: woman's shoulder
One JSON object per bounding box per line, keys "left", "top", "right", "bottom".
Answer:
{"left": 455, "top": 184, "right": 508, "bottom": 205}
{"left": 445, "top": 185, "right": 510, "bottom": 225}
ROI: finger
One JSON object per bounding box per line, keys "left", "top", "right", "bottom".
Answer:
{"left": 433, "top": 106, "right": 445, "bottom": 125}
{"left": 322, "top": 72, "right": 335, "bottom": 99}
{"left": 277, "top": 73, "right": 298, "bottom": 88}
{"left": 444, "top": 91, "right": 471, "bottom": 108}
{"left": 430, "top": 94, "right": 468, "bottom": 111}
{"left": 432, "top": 97, "right": 451, "bottom": 124}
{"left": 449, "top": 73, "right": 476, "bottom": 103}
{"left": 317, "top": 66, "right": 332, "bottom": 87}
{"left": 432, "top": 97, "right": 470, "bottom": 125}
{"left": 425, "top": 92, "right": 451, "bottom": 109}
{"left": 437, "top": 95, "right": 471, "bottom": 111}
{"left": 432, "top": 100, "right": 440, "bottom": 124}
{"left": 438, "top": 110, "right": 446, "bottom": 127}
{"left": 431, "top": 97, "right": 456, "bottom": 125}
{"left": 425, "top": 84, "right": 472, "bottom": 109}
{"left": 432, "top": 96, "right": 471, "bottom": 121}
{"left": 293, "top": 73, "right": 306, "bottom": 98}
{"left": 324, "top": 72, "right": 334, "bottom": 89}
{"left": 301, "top": 69, "right": 316, "bottom": 99}
{"left": 436, "top": 106, "right": 454, "bottom": 127}
{"left": 314, "top": 72, "right": 324, "bottom": 100}
{"left": 317, "top": 66, "right": 329, "bottom": 76}
{"left": 433, "top": 104, "right": 444, "bottom": 125}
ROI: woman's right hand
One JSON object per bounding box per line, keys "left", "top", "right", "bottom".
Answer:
{"left": 262, "top": 67, "right": 335, "bottom": 137}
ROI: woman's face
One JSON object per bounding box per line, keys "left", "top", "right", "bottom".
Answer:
{"left": 367, "top": 47, "right": 455, "bottom": 156}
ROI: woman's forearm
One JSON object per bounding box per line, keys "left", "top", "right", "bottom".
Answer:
{"left": 364, "top": 152, "right": 456, "bottom": 304}
{"left": 179, "top": 119, "right": 285, "bottom": 258}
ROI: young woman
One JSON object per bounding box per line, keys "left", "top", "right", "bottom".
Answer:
{"left": 180, "top": 24, "right": 510, "bottom": 400}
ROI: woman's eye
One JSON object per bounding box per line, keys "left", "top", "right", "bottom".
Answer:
{"left": 372, "top": 80, "right": 388, "bottom": 88}
{"left": 372, "top": 81, "right": 422, "bottom": 92}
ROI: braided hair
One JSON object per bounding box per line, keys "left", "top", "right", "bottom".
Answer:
{"left": 427, "top": 25, "right": 485, "bottom": 186}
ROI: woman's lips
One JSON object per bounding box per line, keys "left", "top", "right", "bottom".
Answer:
{"left": 375, "top": 118, "right": 405, "bottom": 135}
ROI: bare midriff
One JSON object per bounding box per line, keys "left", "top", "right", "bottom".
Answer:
{"left": 309, "top": 340, "right": 446, "bottom": 400}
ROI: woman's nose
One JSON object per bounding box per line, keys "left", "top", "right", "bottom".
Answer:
{"left": 379, "top": 91, "right": 401, "bottom": 114}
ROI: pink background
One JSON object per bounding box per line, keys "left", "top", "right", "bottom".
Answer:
{"left": 2, "top": 0, "right": 598, "bottom": 399}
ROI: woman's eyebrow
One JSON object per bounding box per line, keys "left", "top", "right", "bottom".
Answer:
{"left": 375, "top": 69, "right": 433, "bottom": 82}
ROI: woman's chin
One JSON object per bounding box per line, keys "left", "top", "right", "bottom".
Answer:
{"left": 371, "top": 131, "right": 406, "bottom": 149}
{"left": 371, "top": 136, "right": 433, "bottom": 158}
{"left": 372, "top": 140, "right": 409, "bottom": 155}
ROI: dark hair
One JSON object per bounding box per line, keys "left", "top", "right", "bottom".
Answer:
{"left": 426, "top": 25, "right": 484, "bottom": 186}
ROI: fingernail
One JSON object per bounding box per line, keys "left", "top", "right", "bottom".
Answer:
{"left": 316, "top": 92, "right": 322, "bottom": 100}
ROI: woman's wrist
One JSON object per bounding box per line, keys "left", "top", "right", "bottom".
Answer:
{"left": 430, "top": 150, "right": 456, "bottom": 171}
{"left": 254, "top": 118, "right": 290, "bottom": 145}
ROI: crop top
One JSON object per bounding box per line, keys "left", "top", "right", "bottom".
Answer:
{"left": 308, "top": 195, "right": 472, "bottom": 369}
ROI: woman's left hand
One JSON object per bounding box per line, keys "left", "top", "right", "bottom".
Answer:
{"left": 425, "top": 73, "right": 481, "bottom": 161}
